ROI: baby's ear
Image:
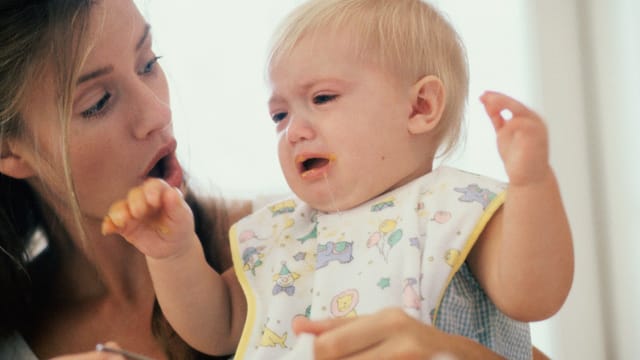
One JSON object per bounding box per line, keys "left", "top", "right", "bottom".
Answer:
{"left": 0, "top": 141, "right": 36, "bottom": 179}
{"left": 407, "top": 75, "right": 445, "bottom": 135}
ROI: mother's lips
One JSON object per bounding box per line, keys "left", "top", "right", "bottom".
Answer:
{"left": 162, "top": 152, "right": 184, "bottom": 188}
{"left": 143, "top": 140, "right": 183, "bottom": 187}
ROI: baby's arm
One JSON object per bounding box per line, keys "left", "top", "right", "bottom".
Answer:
{"left": 102, "top": 179, "right": 245, "bottom": 355}
{"left": 467, "top": 91, "right": 574, "bottom": 322}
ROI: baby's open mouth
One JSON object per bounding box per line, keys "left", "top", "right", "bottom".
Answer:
{"left": 296, "top": 153, "right": 336, "bottom": 179}
{"left": 301, "top": 157, "right": 330, "bottom": 172}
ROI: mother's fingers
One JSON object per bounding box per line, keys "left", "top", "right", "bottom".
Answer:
{"left": 314, "top": 320, "right": 382, "bottom": 359}
{"left": 293, "top": 315, "right": 377, "bottom": 359}
{"left": 312, "top": 309, "right": 415, "bottom": 360}
{"left": 292, "top": 315, "right": 352, "bottom": 336}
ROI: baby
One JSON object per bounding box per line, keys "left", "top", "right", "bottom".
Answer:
{"left": 103, "top": 1, "right": 574, "bottom": 359}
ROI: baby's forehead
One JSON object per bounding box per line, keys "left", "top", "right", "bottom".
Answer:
{"left": 271, "top": 26, "right": 387, "bottom": 70}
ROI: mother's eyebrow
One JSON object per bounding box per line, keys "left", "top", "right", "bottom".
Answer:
{"left": 77, "top": 65, "right": 113, "bottom": 85}
{"left": 136, "top": 24, "right": 151, "bottom": 50}
{"left": 77, "top": 24, "right": 150, "bottom": 85}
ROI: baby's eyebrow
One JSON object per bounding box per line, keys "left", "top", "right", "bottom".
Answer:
{"left": 268, "top": 94, "right": 285, "bottom": 109}
{"left": 300, "top": 77, "right": 351, "bottom": 94}
{"left": 268, "top": 77, "right": 348, "bottom": 105}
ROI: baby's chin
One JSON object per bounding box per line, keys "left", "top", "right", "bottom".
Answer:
{"left": 289, "top": 177, "right": 394, "bottom": 213}
{"left": 302, "top": 194, "right": 368, "bottom": 214}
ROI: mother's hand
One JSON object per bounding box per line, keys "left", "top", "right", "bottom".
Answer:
{"left": 292, "top": 308, "right": 504, "bottom": 360}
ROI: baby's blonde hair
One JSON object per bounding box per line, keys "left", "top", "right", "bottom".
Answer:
{"left": 268, "top": 0, "right": 469, "bottom": 156}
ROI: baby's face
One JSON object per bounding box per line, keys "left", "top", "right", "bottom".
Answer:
{"left": 268, "top": 33, "right": 432, "bottom": 212}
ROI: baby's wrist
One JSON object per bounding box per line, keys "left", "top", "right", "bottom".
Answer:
{"left": 508, "top": 165, "right": 555, "bottom": 189}
{"left": 147, "top": 233, "right": 203, "bottom": 264}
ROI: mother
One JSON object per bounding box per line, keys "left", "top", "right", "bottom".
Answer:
{"left": 0, "top": 0, "right": 248, "bottom": 358}
{"left": 0, "top": 0, "right": 545, "bottom": 359}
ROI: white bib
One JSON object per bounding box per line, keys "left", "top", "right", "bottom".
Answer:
{"left": 231, "top": 166, "right": 506, "bottom": 359}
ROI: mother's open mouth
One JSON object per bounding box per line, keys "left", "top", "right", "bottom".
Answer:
{"left": 147, "top": 156, "right": 166, "bottom": 178}
{"left": 145, "top": 151, "right": 183, "bottom": 188}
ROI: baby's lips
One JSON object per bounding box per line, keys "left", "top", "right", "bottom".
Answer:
{"left": 294, "top": 153, "right": 338, "bottom": 168}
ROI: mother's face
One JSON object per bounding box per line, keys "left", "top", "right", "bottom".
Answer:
{"left": 10, "top": 0, "right": 180, "bottom": 223}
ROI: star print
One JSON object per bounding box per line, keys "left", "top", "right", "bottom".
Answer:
{"left": 377, "top": 277, "right": 391, "bottom": 289}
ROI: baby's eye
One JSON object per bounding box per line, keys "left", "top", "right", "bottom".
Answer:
{"left": 139, "top": 56, "right": 161, "bottom": 75}
{"left": 271, "top": 112, "right": 288, "bottom": 123}
{"left": 81, "top": 92, "right": 112, "bottom": 118}
{"left": 313, "top": 94, "right": 338, "bottom": 105}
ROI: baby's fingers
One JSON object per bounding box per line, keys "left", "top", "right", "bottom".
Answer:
{"left": 140, "top": 178, "right": 190, "bottom": 235}
{"left": 101, "top": 214, "right": 119, "bottom": 236}
{"left": 140, "top": 178, "right": 171, "bottom": 208}
{"left": 142, "top": 178, "right": 188, "bottom": 220}
{"left": 480, "top": 91, "right": 538, "bottom": 130}
{"left": 125, "top": 179, "right": 175, "bottom": 219}
{"left": 160, "top": 186, "right": 188, "bottom": 222}
{"left": 102, "top": 200, "right": 131, "bottom": 235}
{"left": 127, "top": 186, "right": 152, "bottom": 220}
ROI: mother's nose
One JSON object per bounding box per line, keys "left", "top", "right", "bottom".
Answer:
{"left": 130, "top": 82, "right": 171, "bottom": 139}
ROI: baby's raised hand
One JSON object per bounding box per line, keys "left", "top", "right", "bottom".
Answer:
{"left": 101, "top": 178, "right": 196, "bottom": 259}
{"left": 480, "top": 91, "right": 551, "bottom": 186}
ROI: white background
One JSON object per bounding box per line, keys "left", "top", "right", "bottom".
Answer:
{"left": 136, "top": 1, "right": 640, "bottom": 359}
{"left": 140, "top": 0, "right": 533, "bottom": 196}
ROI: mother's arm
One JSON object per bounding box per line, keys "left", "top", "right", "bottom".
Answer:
{"left": 293, "top": 309, "right": 550, "bottom": 360}
{"left": 293, "top": 308, "right": 505, "bottom": 359}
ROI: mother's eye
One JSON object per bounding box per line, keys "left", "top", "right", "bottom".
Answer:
{"left": 81, "top": 92, "right": 112, "bottom": 118}
{"left": 139, "top": 55, "right": 162, "bottom": 75}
